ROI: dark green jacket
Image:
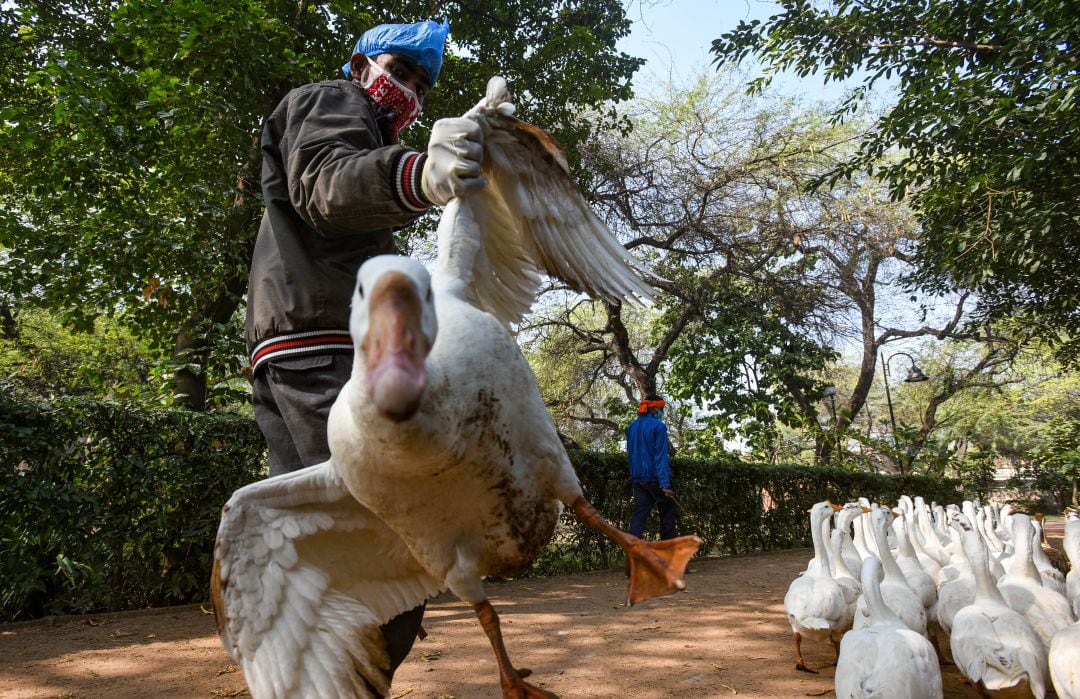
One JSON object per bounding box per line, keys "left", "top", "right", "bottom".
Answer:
{"left": 246, "top": 79, "right": 430, "bottom": 372}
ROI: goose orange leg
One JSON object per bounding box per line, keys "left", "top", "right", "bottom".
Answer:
{"left": 794, "top": 632, "right": 817, "bottom": 673}
{"left": 570, "top": 496, "right": 702, "bottom": 605}
{"left": 474, "top": 600, "right": 559, "bottom": 698}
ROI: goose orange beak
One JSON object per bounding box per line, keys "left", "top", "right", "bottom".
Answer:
{"left": 362, "top": 270, "right": 429, "bottom": 421}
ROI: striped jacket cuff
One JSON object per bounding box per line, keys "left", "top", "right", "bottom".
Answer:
{"left": 392, "top": 151, "right": 431, "bottom": 212}
{"left": 250, "top": 330, "right": 353, "bottom": 373}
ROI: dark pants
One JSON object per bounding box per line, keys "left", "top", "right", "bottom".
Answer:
{"left": 629, "top": 481, "right": 678, "bottom": 540}
{"left": 252, "top": 354, "right": 351, "bottom": 476}
{"left": 251, "top": 353, "right": 425, "bottom": 685}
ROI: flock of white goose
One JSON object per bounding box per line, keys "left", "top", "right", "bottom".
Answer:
{"left": 784, "top": 497, "right": 1080, "bottom": 698}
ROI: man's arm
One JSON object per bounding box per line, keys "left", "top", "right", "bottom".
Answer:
{"left": 279, "top": 82, "right": 431, "bottom": 235}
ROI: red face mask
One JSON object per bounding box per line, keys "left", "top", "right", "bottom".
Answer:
{"left": 358, "top": 58, "right": 422, "bottom": 140}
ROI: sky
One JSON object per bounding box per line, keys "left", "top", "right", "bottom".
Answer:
{"left": 616, "top": 0, "right": 885, "bottom": 104}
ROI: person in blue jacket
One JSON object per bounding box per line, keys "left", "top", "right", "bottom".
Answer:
{"left": 626, "top": 394, "right": 678, "bottom": 540}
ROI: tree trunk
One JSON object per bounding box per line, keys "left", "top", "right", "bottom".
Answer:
{"left": 0, "top": 303, "right": 15, "bottom": 340}
{"left": 172, "top": 142, "right": 260, "bottom": 409}
{"left": 603, "top": 300, "right": 653, "bottom": 398}
{"left": 901, "top": 395, "right": 942, "bottom": 474}
{"left": 172, "top": 272, "right": 248, "bottom": 410}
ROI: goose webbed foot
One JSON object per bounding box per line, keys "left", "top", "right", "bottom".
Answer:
{"left": 569, "top": 496, "right": 701, "bottom": 605}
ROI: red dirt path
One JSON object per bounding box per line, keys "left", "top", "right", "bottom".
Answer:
{"left": 3, "top": 535, "right": 1035, "bottom": 698}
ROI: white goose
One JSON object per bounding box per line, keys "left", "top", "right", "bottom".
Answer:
{"left": 915, "top": 500, "right": 952, "bottom": 569}
{"left": 971, "top": 502, "right": 1008, "bottom": 580}
{"left": 891, "top": 510, "right": 937, "bottom": 614}
{"left": 784, "top": 501, "right": 848, "bottom": 673}
{"left": 852, "top": 506, "right": 927, "bottom": 637}
{"left": 830, "top": 527, "right": 860, "bottom": 635}
{"left": 949, "top": 513, "right": 1048, "bottom": 699}
{"left": 997, "top": 513, "right": 1075, "bottom": 649}
{"left": 211, "top": 76, "right": 702, "bottom": 699}
{"left": 834, "top": 502, "right": 867, "bottom": 579}
{"left": 1030, "top": 515, "right": 1067, "bottom": 596}
{"left": 905, "top": 508, "right": 943, "bottom": 583}
{"left": 1050, "top": 619, "right": 1080, "bottom": 699}
{"left": 835, "top": 556, "right": 942, "bottom": 699}
{"left": 851, "top": 507, "right": 877, "bottom": 563}
{"left": 980, "top": 504, "right": 1008, "bottom": 559}
{"left": 1065, "top": 509, "right": 1080, "bottom": 618}
{"left": 998, "top": 504, "right": 1017, "bottom": 543}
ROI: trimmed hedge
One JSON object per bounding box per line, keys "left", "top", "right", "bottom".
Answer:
{"left": 1, "top": 392, "right": 962, "bottom": 621}
{"left": 526, "top": 451, "right": 963, "bottom": 577}
{"left": 0, "top": 389, "right": 265, "bottom": 621}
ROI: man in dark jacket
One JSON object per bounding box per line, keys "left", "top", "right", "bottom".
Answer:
{"left": 244, "top": 19, "right": 482, "bottom": 690}
{"left": 247, "top": 19, "right": 482, "bottom": 476}
{"left": 626, "top": 394, "right": 678, "bottom": 540}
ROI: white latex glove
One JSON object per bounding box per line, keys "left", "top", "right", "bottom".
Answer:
{"left": 421, "top": 117, "right": 486, "bottom": 206}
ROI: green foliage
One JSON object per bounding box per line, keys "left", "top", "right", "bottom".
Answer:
{"left": 0, "top": 309, "right": 158, "bottom": 401}
{"left": 0, "top": 0, "right": 643, "bottom": 406}
{"left": 711, "top": 0, "right": 1080, "bottom": 363}
{"left": 1035, "top": 417, "right": 1080, "bottom": 479}
{"left": 526, "top": 450, "right": 961, "bottom": 577}
{"left": 0, "top": 385, "right": 265, "bottom": 621}
{"left": 664, "top": 277, "right": 837, "bottom": 456}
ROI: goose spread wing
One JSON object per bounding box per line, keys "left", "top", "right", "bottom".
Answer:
{"left": 451, "top": 76, "right": 656, "bottom": 326}
{"left": 212, "top": 462, "right": 442, "bottom": 698}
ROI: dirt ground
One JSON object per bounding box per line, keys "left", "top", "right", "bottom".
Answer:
{"left": 0, "top": 519, "right": 1067, "bottom": 699}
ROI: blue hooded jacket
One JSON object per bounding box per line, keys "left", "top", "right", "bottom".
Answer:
{"left": 626, "top": 413, "right": 671, "bottom": 488}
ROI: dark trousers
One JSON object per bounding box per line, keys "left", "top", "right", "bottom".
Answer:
{"left": 251, "top": 352, "right": 424, "bottom": 685}
{"left": 629, "top": 482, "right": 677, "bottom": 540}
{"left": 252, "top": 353, "right": 351, "bottom": 476}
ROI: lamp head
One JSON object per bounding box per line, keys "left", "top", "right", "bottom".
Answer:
{"left": 904, "top": 365, "right": 929, "bottom": 383}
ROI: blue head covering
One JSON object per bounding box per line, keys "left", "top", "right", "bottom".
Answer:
{"left": 342, "top": 19, "right": 450, "bottom": 86}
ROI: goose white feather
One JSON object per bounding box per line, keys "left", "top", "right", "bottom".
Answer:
{"left": 997, "top": 514, "right": 1075, "bottom": 649}
{"left": 830, "top": 527, "right": 860, "bottom": 635}
{"left": 852, "top": 506, "right": 927, "bottom": 637}
{"left": 453, "top": 76, "right": 656, "bottom": 326}
{"left": 835, "top": 556, "right": 942, "bottom": 699}
{"left": 949, "top": 513, "right": 1048, "bottom": 698}
{"left": 835, "top": 502, "right": 866, "bottom": 579}
{"left": 891, "top": 510, "right": 937, "bottom": 614}
{"left": 1049, "top": 620, "right": 1080, "bottom": 699}
{"left": 1065, "top": 509, "right": 1080, "bottom": 618}
{"left": 212, "top": 464, "right": 443, "bottom": 697}
{"left": 784, "top": 501, "right": 848, "bottom": 672}
{"left": 1030, "top": 517, "right": 1067, "bottom": 595}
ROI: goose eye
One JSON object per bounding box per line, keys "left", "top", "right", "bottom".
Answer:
{"left": 426, "top": 287, "right": 432, "bottom": 303}
{"left": 357, "top": 283, "right": 365, "bottom": 299}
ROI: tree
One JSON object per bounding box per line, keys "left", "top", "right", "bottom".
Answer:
{"left": 711, "top": 0, "right": 1080, "bottom": 364}
{"left": 527, "top": 71, "right": 1017, "bottom": 469}
{"left": 0, "top": 0, "right": 643, "bottom": 408}
{"left": 519, "top": 73, "right": 845, "bottom": 454}
{"left": 0, "top": 309, "right": 163, "bottom": 402}
{"left": 865, "top": 339, "right": 1079, "bottom": 494}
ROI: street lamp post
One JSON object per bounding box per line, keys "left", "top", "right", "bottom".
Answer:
{"left": 880, "top": 350, "right": 930, "bottom": 438}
